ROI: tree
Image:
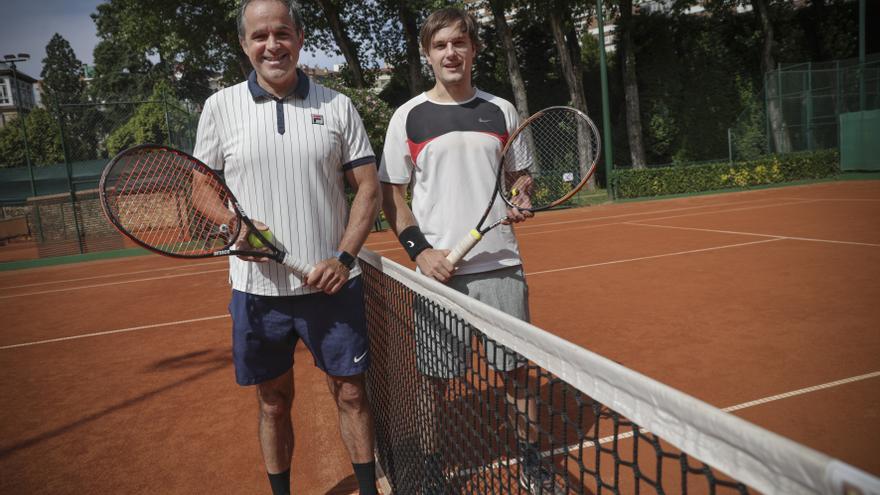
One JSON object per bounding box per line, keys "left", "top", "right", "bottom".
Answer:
{"left": 91, "top": 0, "right": 242, "bottom": 103}
{"left": 89, "top": 38, "right": 159, "bottom": 102}
{"left": 370, "top": 0, "right": 434, "bottom": 97}
{"left": 395, "top": 1, "right": 431, "bottom": 96}
{"left": 538, "top": 0, "right": 596, "bottom": 188}
{"left": 41, "top": 34, "right": 85, "bottom": 106}
{"left": 617, "top": 0, "right": 647, "bottom": 168}
{"left": 304, "top": 0, "right": 368, "bottom": 88}
{"left": 751, "top": 0, "right": 791, "bottom": 153}
{"left": 0, "top": 109, "right": 64, "bottom": 167}
{"left": 541, "top": 0, "right": 588, "bottom": 114}
{"left": 105, "top": 81, "right": 183, "bottom": 155}
{"left": 487, "top": 0, "right": 531, "bottom": 121}
{"left": 40, "top": 33, "right": 102, "bottom": 163}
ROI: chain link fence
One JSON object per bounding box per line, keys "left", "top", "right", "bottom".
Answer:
{"left": 729, "top": 55, "right": 880, "bottom": 162}
{"left": 0, "top": 99, "right": 199, "bottom": 257}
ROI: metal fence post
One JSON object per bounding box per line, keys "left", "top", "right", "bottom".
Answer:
{"left": 728, "top": 128, "right": 734, "bottom": 165}
{"left": 764, "top": 72, "right": 772, "bottom": 153}
{"left": 806, "top": 63, "right": 813, "bottom": 151}
{"left": 55, "top": 101, "right": 85, "bottom": 254}
{"left": 162, "top": 92, "right": 173, "bottom": 146}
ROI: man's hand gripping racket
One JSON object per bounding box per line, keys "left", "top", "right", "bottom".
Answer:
{"left": 99, "top": 144, "right": 314, "bottom": 277}
{"left": 446, "top": 106, "right": 601, "bottom": 265}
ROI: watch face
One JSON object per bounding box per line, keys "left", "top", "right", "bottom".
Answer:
{"left": 337, "top": 251, "right": 355, "bottom": 268}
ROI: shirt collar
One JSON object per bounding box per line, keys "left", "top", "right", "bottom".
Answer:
{"left": 247, "top": 69, "right": 310, "bottom": 101}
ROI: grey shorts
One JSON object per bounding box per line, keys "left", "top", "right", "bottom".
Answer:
{"left": 414, "top": 265, "right": 530, "bottom": 379}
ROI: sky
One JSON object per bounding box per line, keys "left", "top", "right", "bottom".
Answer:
{"left": 0, "top": 0, "right": 344, "bottom": 80}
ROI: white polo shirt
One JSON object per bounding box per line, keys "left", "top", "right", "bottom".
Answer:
{"left": 379, "top": 90, "right": 522, "bottom": 275}
{"left": 194, "top": 70, "right": 375, "bottom": 296}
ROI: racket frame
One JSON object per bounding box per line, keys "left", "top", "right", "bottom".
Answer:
{"left": 446, "top": 107, "right": 600, "bottom": 265}
{"left": 99, "top": 144, "right": 313, "bottom": 276}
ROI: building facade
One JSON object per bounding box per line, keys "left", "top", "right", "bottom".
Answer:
{"left": 0, "top": 64, "right": 37, "bottom": 128}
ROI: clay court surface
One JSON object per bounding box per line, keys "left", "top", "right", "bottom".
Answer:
{"left": 1, "top": 180, "right": 878, "bottom": 494}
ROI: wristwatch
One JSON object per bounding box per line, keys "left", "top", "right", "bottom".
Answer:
{"left": 335, "top": 250, "right": 355, "bottom": 269}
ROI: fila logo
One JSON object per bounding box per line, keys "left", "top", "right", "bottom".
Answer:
{"left": 312, "top": 114, "right": 325, "bottom": 125}
{"left": 353, "top": 351, "right": 368, "bottom": 363}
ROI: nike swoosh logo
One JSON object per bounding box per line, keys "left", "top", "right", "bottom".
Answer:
{"left": 478, "top": 118, "right": 491, "bottom": 123}
{"left": 353, "top": 351, "right": 368, "bottom": 363}
{"left": 406, "top": 240, "right": 415, "bottom": 248}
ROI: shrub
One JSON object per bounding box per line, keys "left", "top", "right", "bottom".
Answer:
{"left": 612, "top": 149, "right": 839, "bottom": 199}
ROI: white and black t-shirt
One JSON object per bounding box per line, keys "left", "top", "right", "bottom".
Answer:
{"left": 379, "top": 90, "right": 522, "bottom": 275}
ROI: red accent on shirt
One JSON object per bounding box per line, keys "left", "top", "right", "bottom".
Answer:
{"left": 407, "top": 138, "right": 433, "bottom": 166}
{"left": 407, "top": 131, "right": 509, "bottom": 165}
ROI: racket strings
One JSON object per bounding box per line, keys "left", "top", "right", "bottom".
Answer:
{"left": 106, "top": 149, "right": 233, "bottom": 255}
{"left": 502, "top": 109, "right": 599, "bottom": 211}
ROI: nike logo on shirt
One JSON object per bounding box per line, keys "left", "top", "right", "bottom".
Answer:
{"left": 354, "top": 351, "right": 368, "bottom": 363}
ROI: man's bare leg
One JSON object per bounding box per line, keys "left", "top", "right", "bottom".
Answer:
{"left": 257, "top": 370, "right": 295, "bottom": 494}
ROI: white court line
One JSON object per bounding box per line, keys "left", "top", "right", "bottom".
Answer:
{"left": 455, "top": 371, "right": 880, "bottom": 476}
{"left": 0, "top": 315, "right": 229, "bottom": 350}
{"left": 363, "top": 197, "right": 803, "bottom": 248}
{"left": 722, "top": 371, "right": 880, "bottom": 412}
{"left": 777, "top": 197, "right": 880, "bottom": 203}
{"left": 619, "top": 199, "right": 819, "bottom": 224}
{"left": 525, "top": 238, "right": 784, "bottom": 276}
{"left": 367, "top": 200, "right": 803, "bottom": 255}
{"left": 0, "top": 260, "right": 227, "bottom": 291}
{"left": 0, "top": 268, "right": 229, "bottom": 300}
{"left": 628, "top": 222, "right": 880, "bottom": 248}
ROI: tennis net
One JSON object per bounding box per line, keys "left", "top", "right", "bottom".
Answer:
{"left": 358, "top": 249, "right": 879, "bottom": 495}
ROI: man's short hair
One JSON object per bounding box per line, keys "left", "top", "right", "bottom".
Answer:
{"left": 419, "top": 7, "right": 482, "bottom": 53}
{"left": 237, "top": 0, "right": 304, "bottom": 38}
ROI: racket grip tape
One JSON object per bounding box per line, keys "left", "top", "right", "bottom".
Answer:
{"left": 446, "top": 229, "right": 482, "bottom": 266}
{"left": 281, "top": 253, "right": 314, "bottom": 278}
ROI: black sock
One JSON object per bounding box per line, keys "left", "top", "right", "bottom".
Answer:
{"left": 352, "top": 461, "right": 378, "bottom": 495}
{"left": 267, "top": 469, "right": 290, "bottom": 495}
{"left": 518, "top": 440, "right": 540, "bottom": 467}
{"left": 423, "top": 452, "right": 444, "bottom": 482}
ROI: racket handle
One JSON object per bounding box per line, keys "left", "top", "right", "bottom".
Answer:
{"left": 281, "top": 253, "right": 314, "bottom": 278}
{"left": 446, "top": 229, "right": 482, "bottom": 266}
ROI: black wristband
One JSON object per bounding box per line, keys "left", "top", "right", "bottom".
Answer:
{"left": 398, "top": 225, "right": 432, "bottom": 261}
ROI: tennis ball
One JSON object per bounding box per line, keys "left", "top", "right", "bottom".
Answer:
{"left": 247, "top": 229, "right": 274, "bottom": 249}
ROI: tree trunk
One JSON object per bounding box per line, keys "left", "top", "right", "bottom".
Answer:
{"left": 548, "top": 10, "right": 587, "bottom": 113}
{"left": 315, "top": 0, "right": 367, "bottom": 88}
{"left": 398, "top": 3, "right": 426, "bottom": 96}
{"left": 548, "top": 7, "right": 596, "bottom": 189}
{"left": 752, "top": 0, "right": 790, "bottom": 153}
{"left": 488, "top": 0, "right": 530, "bottom": 121}
{"left": 619, "top": 0, "right": 647, "bottom": 168}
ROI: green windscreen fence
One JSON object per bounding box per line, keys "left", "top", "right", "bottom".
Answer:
{"left": 840, "top": 110, "right": 880, "bottom": 171}
{"left": 0, "top": 160, "right": 106, "bottom": 203}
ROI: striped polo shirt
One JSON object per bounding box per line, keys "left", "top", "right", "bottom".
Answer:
{"left": 194, "top": 70, "right": 375, "bottom": 296}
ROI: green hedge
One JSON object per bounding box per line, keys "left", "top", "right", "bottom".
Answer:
{"left": 611, "top": 150, "right": 840, "bottom": 199}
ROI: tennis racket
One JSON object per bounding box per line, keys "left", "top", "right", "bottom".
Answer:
{"left": 446, "top": 106, "right": 600, "bottom": 265}
{"left": 99, "top": 144, "right": 314, "bottom": 277}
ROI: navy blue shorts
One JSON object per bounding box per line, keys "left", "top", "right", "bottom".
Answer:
{"left": 229, "top": 276, "right": 369, "bottom": 386}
